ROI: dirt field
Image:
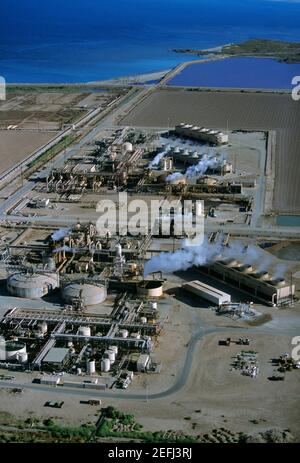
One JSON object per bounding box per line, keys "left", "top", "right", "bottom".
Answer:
{"left": 0, "top": 93, "right": 87, "bottom": 130}
{"left": 121, "top": 89, "right": 300, "bottom": 213}
{"left": 0, "top": 131, "right": 56, "bottom": 174}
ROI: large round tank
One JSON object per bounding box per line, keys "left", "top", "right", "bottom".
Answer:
{"left": 138, "top": 280, "right": 163, "bottom": 298}
{"left": 62, "top": 283, "right": 107, "bottom": 306}
{"left": 7, "top": 272, "right": 58, "bottom": 299}
{"left": 3, "top": 341, "right": 26, "bottom": 361}
{"left": 101, "top": 358, "right": 110, "bottom": 372}
{"left": 78, "top": 326, "right": 91, "bottom": 337}
{"left": 86, "top": 359, "right": 96, "bottom": 375}
{"left": 140, "top": 317, "right": 147, "bottom": 324}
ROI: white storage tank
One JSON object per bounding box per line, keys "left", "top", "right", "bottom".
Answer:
{"left": 37, "top": 321, "right": 48, "bottom": 335}
{"left": 140, "top": 317, "right": 147, "bottom": 324}
{"left": 115, "top": 244, "right": 122, "bottom": 257}
{"left": 109, "top": 345, "right": 118, "bottom": 355}
{"left": 150, "top": 301, "right": 158, "bottom": 310}
{"left": 63, "top": 283, "right": 107, "bottom": 306}
{"left": 119, "top": 329, "right": 128, "bottom": 339}
{"left": 101, "top": 358, "right": 110, "bottom": 372}
{"left": 104, "top": 350, "right": 115, "bottom": 363}
{"left": 7, "top": 272, "right": 58, "bottom": 299}
{"left": 86, "top": 359, "right": 96, "bottom": 375}
{"left": 1, "top": 341, "right": 27, "bottom": 361}
{"left": 78, "top": 326, "right": 91, "bottom": 337}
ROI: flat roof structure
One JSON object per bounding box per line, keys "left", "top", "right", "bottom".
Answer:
{"left": 182, "top": 280, "right": 231, "bottom": 305}
{"left": 42, "top": 347, "right": 69, "bottom": 364}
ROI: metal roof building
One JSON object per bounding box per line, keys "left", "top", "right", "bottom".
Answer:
{"left": 42, "top": 347, "right": 69, "bottom": 365}
{"left": 182, "top": 280, "right": 231, "bottom": 305}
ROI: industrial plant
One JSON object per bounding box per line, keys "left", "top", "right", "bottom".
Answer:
{"left": 0, "top": 69, "right": 299, "bottom": 444}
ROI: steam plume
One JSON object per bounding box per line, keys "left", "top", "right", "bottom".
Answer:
{"left": 149, "top": 145, "right": 170, "bottom": 168}
{"left": 51, "top": 228, "right": 70, "bottom": 241}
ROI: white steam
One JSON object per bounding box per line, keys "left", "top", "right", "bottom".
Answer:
{"left": 166, "top": 154, "right": 222, "bottom": 183}
{"left": 144, "top": 237, "right": 287, "bottom": 280}
{"left": 52, "top": 245, "right": 73, "bottom": 254}
{"left": 51, "top": 228, "right": 70, "bottom": 241}
{"left": 149, "top": 145, "right": 170, "bottom": 168}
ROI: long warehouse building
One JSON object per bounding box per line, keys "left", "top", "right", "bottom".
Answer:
{"left": 182, "top": 280, "right": 231, "bottom": 305}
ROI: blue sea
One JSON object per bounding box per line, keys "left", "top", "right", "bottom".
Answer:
{"left": 0, "top": 0, "right": 300, "bottom": 83}
{"left": 167, "top": 57, "right": 300, "bottom": 89}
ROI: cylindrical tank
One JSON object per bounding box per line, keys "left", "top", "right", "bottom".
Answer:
{"left": 69, "top": 347, "right": 75, "bottom": 354}
{"left": 140, "top": 317, "right": 147, "bottom": 324}
{"left": 104, "top": 350, "right": 116, "bottom": 362}
{"left": 150, "top": 301, "right": 158, "bottom": 310}
{"left": 137, "top": 280, "right": 163, "bottom": 298}
{"left": 101, "top": 358, "right": 110, "bottom": 372}
{"left": 78, "top": 326, "right": 91, "bottom": 337}
{"left": 67, "top": 341, "right": 74, "bottom": 348}
{"left": 86, "top": 359, "right": 96, "bottom": 375}
{"left": 37, "top": 321, "right": 48, "bottom": 335}
{"left": 119, "top": 329, "right": 128, "bottom": 339}
{"left": 115, "top": 244, "right": 122, "bottom": 257}
{"left": 7, "top": 272, "right": 58, "bottom": 299}
{"left": 3, "top": 341, "right": 26, "bottom": 361}
{"left": 63, "top": 283, "right": 107, "bottom": 306}
{"left": 109, "top": 345, "right": 118, "bottom": 355}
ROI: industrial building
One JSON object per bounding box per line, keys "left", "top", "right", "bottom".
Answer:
{"left": 182, "top": 280, "right": 231, "bottom": 305}
{"left": 42, "top": 347, "right": 70, "bottom": 371}
{"left": 175, "top": 123, "right": 229, "bottom": 145}
{"left": 199, "top": 259, "right": 295, "bottom": 306}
